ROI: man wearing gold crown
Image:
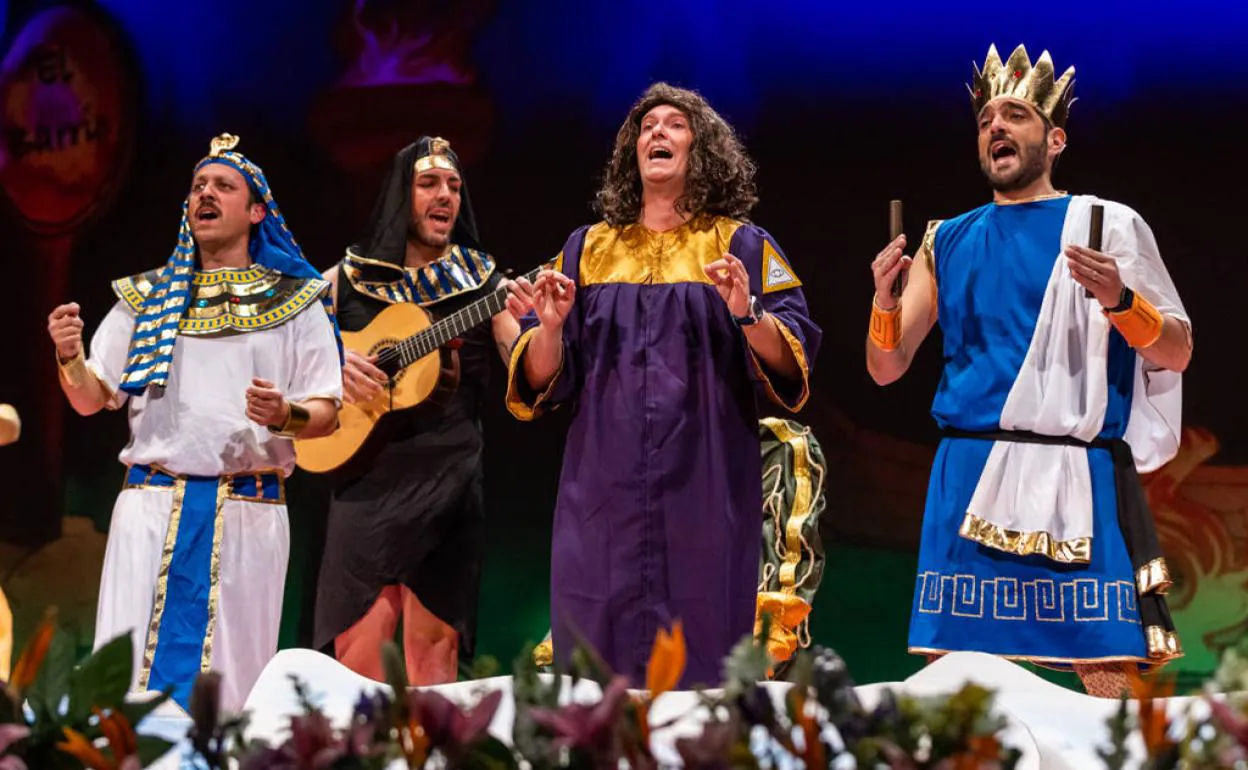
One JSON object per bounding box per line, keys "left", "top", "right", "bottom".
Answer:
{"left": 46, "top": 135, "right": 343, "bottom": 710}
{"left": 865, "top": 46, "right": 1193, "bottom": 696}
{"left": 313, "top": 137, "right": 532, "bottom": 685}
{"left": 506, "top": 84, "right": 821, "bottom": 687}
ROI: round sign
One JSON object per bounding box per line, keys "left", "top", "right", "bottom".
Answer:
{"left": 0, "top": 5, "right": 136, "bottom": 235}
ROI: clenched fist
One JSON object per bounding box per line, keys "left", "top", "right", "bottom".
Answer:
{"left": 48, "top": 303, "right": 85, "bottom": 361}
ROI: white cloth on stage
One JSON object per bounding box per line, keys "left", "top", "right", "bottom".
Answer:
{"left": 86, "top": 293, "right": 341, "bottom": 710}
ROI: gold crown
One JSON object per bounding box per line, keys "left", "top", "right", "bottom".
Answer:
{"left": 209, "top": 133, "right": 240, "bottom": 157}
{"left": 968, "top": 44, "right": 1076, "bottom": 128}
{"left": 414, "top": 136, "right": 458, "bottom": 174}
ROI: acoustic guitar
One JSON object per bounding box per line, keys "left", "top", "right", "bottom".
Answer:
{"left": 294, "top": 264, "right": 546, "bottom": 476}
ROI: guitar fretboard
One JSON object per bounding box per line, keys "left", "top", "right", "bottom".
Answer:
{"left": 393, "top": 265, "right": 546, "bottom": 368}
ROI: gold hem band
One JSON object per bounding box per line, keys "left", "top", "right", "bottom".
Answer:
{"left": 958, "top": 512, "right": 1091, "bottom": 563}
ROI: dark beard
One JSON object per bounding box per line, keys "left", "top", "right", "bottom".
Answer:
{"left": 980, "top": 137, "right": 1048, "bottom": 192}
{"left": 408, "top": 218, "right": 451, "bottom": 249}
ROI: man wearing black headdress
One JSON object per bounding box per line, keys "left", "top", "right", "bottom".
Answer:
{"left": 314, "top": 137, "right": 532, "bottom": 684}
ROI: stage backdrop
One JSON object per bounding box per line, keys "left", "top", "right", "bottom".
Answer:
{"left": 0, "top": 0, "right": 1244, "bottom": 692}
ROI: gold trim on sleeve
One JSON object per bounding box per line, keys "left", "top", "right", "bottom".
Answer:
{"left": 748, "top": 316, "right": 810, "bottom": 413}
{"left": 505, "top": 327, "right": 564, "bottom": 421}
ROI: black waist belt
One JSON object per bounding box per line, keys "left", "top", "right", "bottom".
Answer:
{"left": 942, "top": 429, "right": 1180, "bottom": 663}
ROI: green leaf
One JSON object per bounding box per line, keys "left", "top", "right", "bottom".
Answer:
{"left": 68, "top": 633, "right": 134, "bottom": 723}
{"left": 380, "top": 641, "right": 408, "bottom": 725}
{"left": 0, "top": 689, "right": 19, "bottom": 725}
{"left": 117, "top": 689, "right": 173, "bottom": 731}
{"left": 136, "top": 733, "right": 177, "bottom": 765}
{"left": 26, "top": 629, "right": 75, "bottom": 726}
{"left": 721, "top": 633, "right": 770, "bottom": 700}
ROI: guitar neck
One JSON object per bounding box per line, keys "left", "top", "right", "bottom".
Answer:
{"left": 396, "top": 265, "right": 547, "bottom": 367}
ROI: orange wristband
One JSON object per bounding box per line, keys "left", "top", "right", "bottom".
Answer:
{"left": 1106, "top": 291, "right": 1164, "bottom": 349}
{"left": 869, "top": 297, "right": 902, "bottom": 351}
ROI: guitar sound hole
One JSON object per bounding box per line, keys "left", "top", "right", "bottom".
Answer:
{"left": 370, "top": 340, "right": 405, "bottom": 383}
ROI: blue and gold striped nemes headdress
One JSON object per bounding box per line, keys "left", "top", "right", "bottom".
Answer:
{"left": 118, "top": 133, "right": 336, "bottom": 395}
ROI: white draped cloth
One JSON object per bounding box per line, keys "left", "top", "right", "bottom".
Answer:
{"left": 963, "top": 195, "right": 1189, "bottom": 557}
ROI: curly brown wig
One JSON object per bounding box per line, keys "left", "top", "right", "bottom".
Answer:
{"left": 594, "top": 83, "right": 758, "bottom": 226}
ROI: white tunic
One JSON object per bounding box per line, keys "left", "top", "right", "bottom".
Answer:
{"left": 86, "top": 298, "right": 342, "bottom": 476}
{"left": 86, "top": 295, "right": 342, "bottom": 710}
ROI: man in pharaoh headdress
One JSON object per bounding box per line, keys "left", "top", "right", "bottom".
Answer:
{"left": 46, "top": 134, "right": 343, "bottom": 710}
{"left": 314, "top": 137, "right": 531, "bottom": 685}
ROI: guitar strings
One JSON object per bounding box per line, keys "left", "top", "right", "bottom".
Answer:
{"left": 370, "top": 281, "right": 517, "bottom": 370}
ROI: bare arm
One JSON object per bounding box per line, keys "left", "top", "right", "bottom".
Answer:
{"left": 741, "top": 315, "right": 800, "bottom": 379}
{"left": 491, "top": 276, "right": 535, "bottom": 364}
{"left": 322, "top": 265, "right": 340, "bottom": 314}
{"left": 866, "top": 235, "right": 938, "bottom": 386}
{"left": 491, "top": 311, "right": 522, "bottom": 364}
{"left": 521, "top": 272, "right": 575, "bottom": 391}
{"left": 1066, "top": 244, "right": 1192, "bottom": 373}
{"left": 1139, "top": 317, "right": 1192, "bottom": 373}
{"left": 289, "top": 397, "right": 338, "bottom": 439}
{"left": 246, "top": 379, "right": 339, "bottom": 439}
{"left": 48, "top": 303, "right": 112, "bottom": 416}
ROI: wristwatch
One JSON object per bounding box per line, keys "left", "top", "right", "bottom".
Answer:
{"left": 1106, "top": 286, "right": 1134, "bottom": 313}
{"left": 733, "top": 295, "right": 765, "bottom": 327}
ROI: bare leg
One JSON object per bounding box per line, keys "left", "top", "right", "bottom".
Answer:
{"left": 1074, "top": 661, "right": 1135, "bottom": 698}
{"left": 334, "top": 585, "right": 402, "bottom": 681}
{"left": 401, "top": 586, "right": 459, "bottom": 686}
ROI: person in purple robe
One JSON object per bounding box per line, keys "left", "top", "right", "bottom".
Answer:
{"left": 504, "top": 83, "right": 822, "bottom": 686}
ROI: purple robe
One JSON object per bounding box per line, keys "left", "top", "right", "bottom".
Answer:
{"left": 507, "top": 216, "right": 821, "bottom": 687}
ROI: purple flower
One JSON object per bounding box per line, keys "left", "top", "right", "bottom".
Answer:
{"left": 0, "top": 724, "right": 29, "bottom": 770}
{"left": 409, "top": 688, "right": 503, "bottom": 752}
{"left": 674, "top": 720, "right": 735, "bottom": 768}
{"left": 1209, "top": 699, "right": 1248, "bottom": 750}
{"left": 529, "top": 676, "right": 630, "bottom": 756}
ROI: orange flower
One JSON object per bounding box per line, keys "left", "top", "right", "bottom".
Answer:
{"left": 9, "top": 608, "right": 56, "bottom": 692}
{"left": 57, "top": 728, "right": 112, "bottom": 770}
{"left": 952, "top": 735, "right": 1002, "bottom": 770}
{"left": 790, "top": 690, "right": 825, "bottom": 769}
{"left": 399, "top": 718, "right": 429, "bottom": 768}
{"left": 95, "top": 708, "right": 138, "bottom": 762}
{"left": 1130, "top": 671, "right": 1176, "bottom": 758}
{"left": 56, "top": 708, "right": 140, "bottom": 770}
{"left": 645, "top": 621, "right": 686, "bottom": 697}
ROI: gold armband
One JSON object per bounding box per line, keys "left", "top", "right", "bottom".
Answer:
{"left": 268, "top": 401, "right": 311, "bottom": 438}
{"left": 56, "top": 350, "right": 90, "bottom": 389}
{"left": 868, "top": 296, "right": 902, "bottom": 351}
{"left": 1106, "top": 291, "right": 1164, "bottom": 350}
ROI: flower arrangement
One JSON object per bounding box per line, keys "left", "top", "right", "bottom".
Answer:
{"left": 1098, "top": 636, "right": 1248, "bottom": 770}
{"left": 5, "top": 606, "right": 1246, "bottom": 770}
{"left": 0, "top": 609, "right": 174, "bottom": 769}
{"left": 181, "top": 616, "right": 1022, "bottom": 769}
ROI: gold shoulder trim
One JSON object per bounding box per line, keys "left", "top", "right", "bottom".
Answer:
{"left": 919, "top": 219, "right": 942, "bottom": 283}
{"left": 341, "top": 246, "right": 496, "bottom": 306}
{"left": 110, "top": 268, "right": 165, "bottom": 313}
{"left": 179, "top": 270, "right": 330, "bottom": 336}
